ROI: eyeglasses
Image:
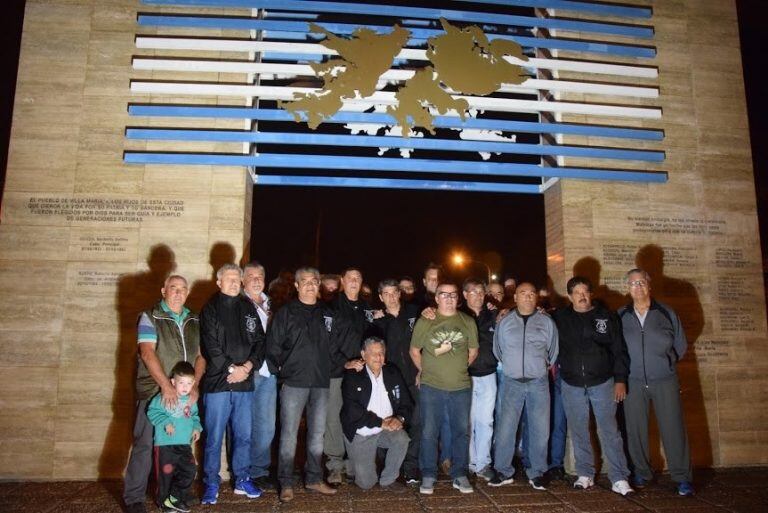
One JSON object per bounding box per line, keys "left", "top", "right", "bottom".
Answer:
{"left": 437, "top": 292, "right": 459, "bottom": 299}
{"left": 628, "top": 280, "right": 648, "bottom": 288}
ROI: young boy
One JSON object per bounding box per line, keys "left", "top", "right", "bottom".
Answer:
{"left": 147, "top": 361, "right": 202, "bottom": 513}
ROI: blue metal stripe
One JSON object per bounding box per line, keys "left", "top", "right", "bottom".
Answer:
{"left": 455, "top": 0, "right": 652, "bottom": 19}
{"left": 254, "top": 175, "right": 542, "bottom": 193}
{"left": 124, "top": 152, "right": 667, "bottom": 182}
{"left": 141, "top": 0, "right": 654, "bottom": 39}
{"left": 126, "top": 129, "right": 664, "bottom": 162}
{"left": 127, "top": 106, "right": 664, "bottom": 141}
{"left": 137, "top": 15, "right": 655, "bottom": 58}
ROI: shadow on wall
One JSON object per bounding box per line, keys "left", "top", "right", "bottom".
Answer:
{"left": 635, "top": 244, "right": 711, "bottom": 469}
{"left": 572, "top": 256, "right": 626, "bottom": 311}
{"left": 100, "top": 244, "right": 177, "bottom": 482}
{"left": 187, "top": 242, "right": 237, "bottom": 313}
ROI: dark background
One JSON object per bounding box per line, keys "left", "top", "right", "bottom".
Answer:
{"left": 1, "top": 0, "right": 766, "bottom": 291}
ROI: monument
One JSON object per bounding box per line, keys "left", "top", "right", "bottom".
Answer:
{"left": 0, "top": 0, "right": 765, "bottom": 480}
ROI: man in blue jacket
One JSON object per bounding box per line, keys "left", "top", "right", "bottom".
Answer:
{"left": 618, "top": 268, "right": 694, "bottom": 496}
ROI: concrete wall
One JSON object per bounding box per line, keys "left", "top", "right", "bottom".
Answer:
{"left": 545, "top": 0, "right": 767, "bottom": 467}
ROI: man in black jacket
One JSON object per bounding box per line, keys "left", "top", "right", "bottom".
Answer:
{"left": 461, "top": 278, "right": 498, "bottom": 482}
{"left": 372, "top": 279, "right": 421, "bottom": 483}
{"left": 552, "top": 276, "right": 633, "bottom": 496}
{"left": 266, "top": 267, "right": 337, "bottom": 502}
{"left": 341, "top": 336, "right": 412, "bottom": 491}
{"left": 200, "top": 264, "right": 265, "bottom": 505}
{"left": 324, "top": 267, "right": 376, "bottom": 484}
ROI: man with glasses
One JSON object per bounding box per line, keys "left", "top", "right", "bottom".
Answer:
{"left": 490, "top": 282, "right": 558, "bottom": 491}
{"left": 409, "top": 282, "right": 479, "bottom": 495}
{"left": 618, "top": 269, "right": 694, "bottom": 496}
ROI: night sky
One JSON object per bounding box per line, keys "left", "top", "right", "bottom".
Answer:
{"left": 1, "top": 1, "right": 766, "bottom": 293}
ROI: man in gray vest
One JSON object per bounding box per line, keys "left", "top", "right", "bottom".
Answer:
{"left": 123, "top": 275, "right": 203, "bottom": 513}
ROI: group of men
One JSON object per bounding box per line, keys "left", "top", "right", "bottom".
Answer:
{"left": 123, "top": 262, "right": 694, "bottom": 512}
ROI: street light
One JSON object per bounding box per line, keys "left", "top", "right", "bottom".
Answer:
{"left": 450, "top": 251, "right": 493, "bottom": 284}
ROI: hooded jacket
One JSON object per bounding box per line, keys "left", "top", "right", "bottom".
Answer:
{"left": 553, "top": 304, "right": 628, "bottom": 387}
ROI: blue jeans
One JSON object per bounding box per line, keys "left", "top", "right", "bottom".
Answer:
{"left": 203, "top": 391, "right": 253, "bottom": 485}
{"left": 419, "top": 384, "right": 470, "bottom": 480}
{"left": 249, "top": 373, "right": 277, "bottom": 479}
{"left": 440, "top": 406, "right": 452, "bottom": 463}
{"left": 277, "top": 385, "right": 329, "bottom": 487}
{"left": 550, "top": 370, "right": 567, "bottom": 469}
{"left": 561, "top": 378, "right": 629, "bottom": 483}
{"left": 519, "top": 371, "right": 566, "bottom": 471}
{"left": 469, "top": 373, "right": 496, "bottom": 472}
{"left": 494, "top": 375, "right": 550, "bottom": 479}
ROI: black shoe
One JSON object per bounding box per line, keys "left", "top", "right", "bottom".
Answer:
{"left": 404, "top": 470, "right": 421, "bottom": 485}
{"left": 252, "top": 475, "right": 274, "bottom": 490}
{"left": 545, "top": 466, "right": 565, "bottom": 481}
{"left": 529, "top": 476, "right": 548, "bottom": 491}
{"left": 125, "top": 502, "right": 147, "bottom": 513}
{"left": 380, "top": 481, "right": 408, "bottom": 493}
{"left": 488, "top": 473, "right": 515, "bottom": 487}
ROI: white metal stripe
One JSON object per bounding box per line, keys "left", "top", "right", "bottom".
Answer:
{"left": 135, "top": 37, "right": 658, "bottom": 78}
{"left": 132, "top": 58, "right": 659, "bottom": 98}
{"left": 129, "top": 81, "right": 662, "bottom": 119}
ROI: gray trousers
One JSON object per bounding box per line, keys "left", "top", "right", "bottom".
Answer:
{"left": 324, "top": 377, "right": 347, "bottom": 472}
{"left": 123, "top": 400, "right": 152, "bottom": 505}
{"left": 624, "top": 376, "right": 692, "bottom": 483}
{"left": 346, "top": 430, "right": 410, "bottom": 490}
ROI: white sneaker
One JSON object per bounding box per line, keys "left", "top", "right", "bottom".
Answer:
{"left": 573, "top": 476, "right": 594, "bottom": 489}
{"left": 611, "top": 480, "right": 634, "bottom": 496}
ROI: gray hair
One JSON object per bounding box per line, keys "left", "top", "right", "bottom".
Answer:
{"left": 626, "top": 268, "right": 651, "bottom": 282}
{"left": 362, "top": 336, "right": 386, "bottom": 352}
{"left": 243, "top": 261, "right": 265, "bottom": 275}
{"left": 378, "top": 278, "right": 399, "bottom": 294}
{"left": 163, "top": 274, "right": 188, "bottom": 288}
{"left": 216, "top": 263, "right": 243, "bottom": 280}
{"left": 295, "top": 266, "right": 320, "bottom": 283}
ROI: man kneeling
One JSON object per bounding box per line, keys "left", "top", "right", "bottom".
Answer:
{"left": 341, "top": 336, "right": 413, "bottom": 491}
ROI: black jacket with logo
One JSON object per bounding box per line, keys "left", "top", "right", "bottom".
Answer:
{"left": 340, "top": 364, "right": 413, "bottom": 442}
{"left": 372, "top": 302, "right": 420, "bottom": 386}
{"left": 328, "top": 293, "right": 375, "bottom": 378}
{"left": 552, "top": 304, "right": 628, "bottom": 387}
{"left": 200, "top": 292, "right": 265, "bottom": 393}
{"left": 266, "top": 299, "right": 333, "bottom": 388}
{"left": 463, "top": 305, "right": 498, "bottom": 377}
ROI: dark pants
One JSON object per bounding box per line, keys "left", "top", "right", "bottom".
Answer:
{"left": 154, "top": 445, "right": 196, "bottom": 504}
{"left": 624, "top": 376, "right": 692, "bottom": 483}
{"left": 419, "top": 384, "right": 471, "bottom": 480}
{"left": 123, "top": 400, "right": 152, "bottom": 505}
{"left": 402, "top": 384, "right": 421, "bottom": 477}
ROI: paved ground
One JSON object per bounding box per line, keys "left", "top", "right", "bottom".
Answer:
{"left": 1, "top": 467, "right": 766, "bottom": 513}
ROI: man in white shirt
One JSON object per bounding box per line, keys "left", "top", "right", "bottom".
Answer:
{"left": 340, "top": 337, "right": 413, "bottom": 491}
{"left": 242, "top": 262, "right": 275, "bottom": 490}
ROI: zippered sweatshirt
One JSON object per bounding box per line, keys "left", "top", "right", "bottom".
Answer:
{"left": 463, "top": 305, "right": 498, "bottom": 377}
{"left": 147, "top": 394, "right": 202, "bottom": 446}
{"left": 553, "top": 304, "right": 628, "bottom": 387}
{"left": 493, "top": 309, "right": 558, "bottom": 380}
{"left": 328, "top": 293, "right": 375, "bottom": 378}
{"left": 618, "top": 299, "right": 687, "bottom": 383}
{"left": 266, "top": 299, "right": 332, "bottom": 388}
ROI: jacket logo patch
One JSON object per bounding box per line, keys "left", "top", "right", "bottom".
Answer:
{"left": 245, "top": 315, "right": 258, "bottom": 333}
{"left": 364, "top": 309, "right": 375, "bottom": 323}
{"left": 408, "top": 317, "right": 416, "bottom": 331}
{"left": 594, "top": 318, "right": 608, "bottom": 334}
{"left": 392, "top": 384, "right": 400, "bottom": 400}
{"left": 324, "top": 315, "right": 333, "bottom": 332}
